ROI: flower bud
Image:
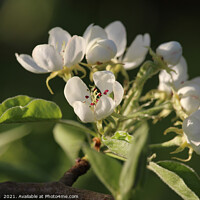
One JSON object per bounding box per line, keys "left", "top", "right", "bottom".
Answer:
{"left": 156, "top": 41, "right": 182, "bottom": 65}
{"left": 183, "top": 110, "right": 200, "bottom": 155}
{"left": 178, "top": 82, "right": 200, "bottom": 115}
{"left": 86, "top": 39, "right": 117, "bottom": 64}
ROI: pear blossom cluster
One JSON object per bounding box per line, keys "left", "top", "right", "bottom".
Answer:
{"left": 16, "top": 21, "right": 150, "bottom": 74}
{"left": 156, "top": 41, "right": 200, "bottom": 155}
{"left": 15, "top": 20, "right": 200, "bottom": 158}
{"left": 15, "top": 21, "right": 151, "bottom": 123}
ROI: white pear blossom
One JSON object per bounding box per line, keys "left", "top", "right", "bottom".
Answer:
{"left": 83, "top": 24, "right": 117, "bottom": 64}
{"left": 16, "top": 27, "right": 86, "bottom": 73}
{"left": 83, "top": 21, "right": 150, "bottom": 69}
{"left": 158, "top": 56, "right": 188, "bottom": 93}
{"left": 105, "top": 21, "right": 151, "bottom": 70}
{"left": 183, "top": 110, "right": 200, "bottom": 155}
{"left": 177, "top": 81, "right": 200, "bottom": 115}
{"left": 64, "top": 71, "right": 124, "bottom": 123}
{"left": 156, "top": 41, "right": 182, "bottom": 66}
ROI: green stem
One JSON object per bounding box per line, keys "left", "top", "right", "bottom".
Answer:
{"left": 120, "top": 102, "right": 172, "bottom": 130}
{"left": 120, "top": 102, "right": 172, "bottom": 122}
{"left": 121, "top": 61, "right": 160, "bottom": 116}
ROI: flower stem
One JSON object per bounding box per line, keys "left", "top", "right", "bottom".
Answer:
{"left": 121, "top": 61, "right": 161, "bottom": 116}
{"left": 120, "top": 101, "right": 172, "bottom": 130}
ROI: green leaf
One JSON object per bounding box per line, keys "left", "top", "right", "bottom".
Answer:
{"left": 58, "top": 119, "right": 97, "bottom": 137}
{"left": 158, "top": 161, "right": 200, "bottom": 197}
{"left": 53, "top": 124, "right": 85, "bottom": 164}
{"left": 0, "top": 95, "right": 62, "bottom": 123}
{"left": 119, "top": 123, "right": 149, "bottom": 200}
{"left": 0, "top": 125, "right": 31, "bottom": 148}
{"left": 102, "top": 131, "right": 133, "bottom": 159}
{"left": 83, "top": 145, "right": 122, "bottom": 198}
{"left": 148, "top": 161, "right": 200, "bottom": 200}
{"left": 111, "top": 131, "right": 133, "bottom": 142}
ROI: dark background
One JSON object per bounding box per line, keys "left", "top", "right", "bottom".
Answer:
{"left": 0, "top": 0, "right": 200, "bottom": 199}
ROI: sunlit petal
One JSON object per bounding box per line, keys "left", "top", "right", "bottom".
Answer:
{"left": 48, "top": 27, "right": 71, "bottom": 53}
{"left": 105, "top": 21, "right": 127, "bottom": 57}
{"left": 64, "top": 76, "right": 91, "bottom": 106}
{"left": 93, "top": 71, "right": 115, "bottom": 94}
{"left": 15, "top": 53, "right": 48, "bottom": 73}
{"left": 32, "top": 44, "right": 63, "bottom": 71}
{"left": 64, "top": 36, "right": 86, "bottom": 67}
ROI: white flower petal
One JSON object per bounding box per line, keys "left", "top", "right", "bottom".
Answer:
{"left": 105, "top": 21, "right": 127, "bottom": 57}
{"left": 15, "top": 53, "right": 48, "bottom": 74}
{"left": 180, "top": 96, "right": 200, "bottom": 115}
{"left": 83, "top": 24, "right": 107, "bottom": 45}
{"left": 183, "top": 110, "right": 200, "bottom": 154}
{"left": 158, "top": 82, "right": 172, "bottom": 94}
{"left": 32, "top": 44, "right": 63, "bottom": 72}
{"left": 123, "top": 33, "right": 150, "bottom": 70}
{"left": 73, "top": 101, "right": 95, "bottom": 123}
{"left": 64, "top": 76, "right": 91, "bottom": 106}
{"left": 113, "top": 81, "right": 124, "bottom": 106}
{"left": 95, "top": 96, "right": 115, "bottom": 120}
{"left": 178, "top": 82, "right": 200, "bottom": 98}
{"left": 159, "top": 56, "right": 188, "bottom": 90}
{"left": 156, "top": 41, "right": 182, "bottom": 65}
{"left": 178, "top": 82, "right": 200, "bottom": 114}
{"left": 93, "top": 71, "right": 115, "bottom": 94}
{"left": 64, "top": 36, "right": 86, "bottom": 67}
{"left": 48, "top": 27, "right": 71, "bottom": 53}
{"left": 190, "top": 77, "right": 200, "bottom": 86}
{"left": 86, "top": 39, "right": 117, "bottom": 64}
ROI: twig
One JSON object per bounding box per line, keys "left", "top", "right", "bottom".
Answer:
{"left": 0, "top": 158, "right": 114, "bottom": 200}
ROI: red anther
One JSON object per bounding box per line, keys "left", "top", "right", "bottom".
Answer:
{"left": 98, "top": 93, "right": 102, "bottom": 97}
{"left": 85, "top": 95, "right": 89, "bottom": 99}
{"left": 90, "top": 103, "right": 95, "bottom": 106}
{"left": 103, "top": 89, "right": 109, "bottom": 95}
{"left": 93, "top": 88, "right": 97, "bottom": 92}
{"left": 96, "top": 99, "right": 99, "bottom": 102}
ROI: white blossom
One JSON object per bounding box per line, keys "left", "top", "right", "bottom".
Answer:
{"left": 178, "top": 81, "right": 200, "bottom": 115}
{"left": 105, "top": 21, "right": 150, "bottom": 70}
{"left": 183, "top": 110, "right": 200, "bottom": 155}
{"left": 83, "top": 25, "right": 117, "bottom": 64}
{"left": 16, "top": 27, "right": 85, "bottom": 73}
{"left": 158, "top": 56, "right": 188, "bottom": 93}
{"left": 64, "top": 71, "right": 124, "bottom": 123}
{"left": 156, "top": 41, "right": 182, "bottom": 65}
{"left": 83, "top": 21, "right": 150, "bottom": 69}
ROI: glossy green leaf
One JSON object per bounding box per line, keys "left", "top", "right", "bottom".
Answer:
{"left": 53, "top": 124, "right": 85, "bottom": 164}
{"left": 119, "top": 123, "right": 149, "bottom": 200}
{"left": 148, "top": 161, "right": 200, "bottom": 200}
{"left": 83, "top": 145, "right": 122, "bottom": 197}
{"left": 0, "top": 95, "right": 62, "bottom": 123}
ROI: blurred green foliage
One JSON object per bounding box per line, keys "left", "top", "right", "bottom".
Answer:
{"left": 0, "top": 0, "right": 200, "bottom": 199}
